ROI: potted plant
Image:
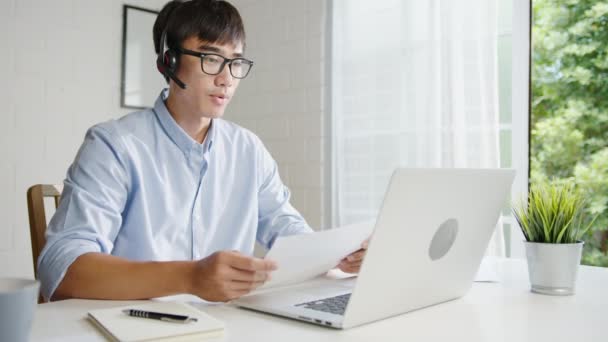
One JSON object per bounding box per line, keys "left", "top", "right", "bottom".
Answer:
{"left": 512, "top": 181, "right": 597, "bottom": 295}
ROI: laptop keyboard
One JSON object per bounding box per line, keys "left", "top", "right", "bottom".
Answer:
{"left": 295, "top": 293, "right": 351, "bottom": 316}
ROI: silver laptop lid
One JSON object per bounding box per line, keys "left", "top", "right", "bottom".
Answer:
{"left": 342, "top": 168, "right": 515, "bottom": 328}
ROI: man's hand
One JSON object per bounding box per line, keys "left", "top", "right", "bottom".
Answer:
{"left": 189, "top": 251, "right": 277, "bottom": 302}
{"left": 337, "top": 238, "right": 369, "bottom": 274}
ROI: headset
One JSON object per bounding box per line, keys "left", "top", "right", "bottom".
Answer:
{"left": 156, "top": 19, "right": 187, "bottom": 89}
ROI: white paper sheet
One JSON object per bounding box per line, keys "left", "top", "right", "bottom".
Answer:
{"left": 261, "top": 221, "right": 375, "bottom": 289}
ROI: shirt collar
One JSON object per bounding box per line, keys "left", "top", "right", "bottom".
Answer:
{"left": 153, "top": 89, "right": 216, "bottom": 155}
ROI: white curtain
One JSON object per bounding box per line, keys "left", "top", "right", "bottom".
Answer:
{"left": 332, "top": 0, "right": 504, "bottom": 256}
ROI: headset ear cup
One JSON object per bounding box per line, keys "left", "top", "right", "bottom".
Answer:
{"left": 157, "top": 26, "right": 186, "bottom": 89}
{"left": 164, "top": 50, "right": 179, "bottom": 72}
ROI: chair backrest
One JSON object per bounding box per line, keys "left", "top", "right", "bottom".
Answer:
{"left": 26, "top": 184, "right": 63, "bottom": 279}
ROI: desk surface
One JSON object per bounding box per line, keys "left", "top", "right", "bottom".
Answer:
{"left": 32, "top": 259, "right": 607, "bottom": 342}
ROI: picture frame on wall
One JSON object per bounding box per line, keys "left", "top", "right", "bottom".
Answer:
{"left": 121, "top": 5, "right": 165, "bottom": 109}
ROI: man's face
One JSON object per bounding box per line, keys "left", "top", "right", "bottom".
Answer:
{"left": 172, "top": 36, "right": 244, "bottom": 118}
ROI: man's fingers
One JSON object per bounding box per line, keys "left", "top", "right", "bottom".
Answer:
{"left": 338, "top": 262, "right": 362, "bottom": 274}
{"left": 229, "top": 280, "right": 266, "bottom": 291}
{"left": 335, "top": 247, "right": 367, "bottom": 270}
{"left": 339, "top": 259, "right": 363, "bottom": 269}
{"left": 224, "top": 251, "right": 278, "bottom": 272}
{"left": 346, "top": 249, "right": 366, "bottom": 262}
{"left": 226, "top": 267, "right": 270, "bottom": 283}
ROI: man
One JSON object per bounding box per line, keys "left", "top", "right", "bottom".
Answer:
{"left": 38, "top": 0, "right": 366, "bottom": 302}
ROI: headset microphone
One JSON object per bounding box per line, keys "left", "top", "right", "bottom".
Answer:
{"left": 159, "top": 62, "right": 187, "bottom": 89}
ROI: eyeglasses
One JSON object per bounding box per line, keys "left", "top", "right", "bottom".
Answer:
{"left": 177, "top": 47, "right": 254, "bottom": 79}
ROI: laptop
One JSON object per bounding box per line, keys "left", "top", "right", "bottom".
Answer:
{"left": 234, "top": 168, "right": 515, "bottom": 329}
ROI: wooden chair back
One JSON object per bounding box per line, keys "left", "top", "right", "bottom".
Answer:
{"left": 26, "top": 184, "right": 63, "bottom": 279}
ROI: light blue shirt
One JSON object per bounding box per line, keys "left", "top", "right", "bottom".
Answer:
{"left": 38, "top": 90, "right": 312, "bottom": 300}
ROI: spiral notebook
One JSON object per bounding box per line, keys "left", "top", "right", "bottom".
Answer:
{"left": 88, "top": 302, "right": 224, "bottom": 342}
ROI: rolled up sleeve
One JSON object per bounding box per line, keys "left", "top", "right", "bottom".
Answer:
{"left": 37, "top": 124, "right": 129, "bottom": 300}
{"left": 255, "top": 141, "right": 313, "bottom": 250}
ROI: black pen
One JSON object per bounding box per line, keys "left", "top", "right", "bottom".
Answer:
{"left": 122, "top": 309, "right": 198, "bottom": 324}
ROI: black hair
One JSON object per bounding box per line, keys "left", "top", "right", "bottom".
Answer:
{"left": 153, "top": 0, "right": 246, "bottom": 54}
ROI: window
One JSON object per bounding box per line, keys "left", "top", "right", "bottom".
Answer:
{"left": 531, "top": 0, "right": 608, "bottom": 266}
{"left": 331, "top": 0, "right": 523, "bottom": 256}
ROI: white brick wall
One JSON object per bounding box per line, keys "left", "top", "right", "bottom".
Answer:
{"left": 0, "top": 0, "right": 170, "bottom": 279}
{"left": 228, "top": 0, "right": 328, "bottom": 230}
{"left": 0, "top": 0, "right": 328, "bottom": 278}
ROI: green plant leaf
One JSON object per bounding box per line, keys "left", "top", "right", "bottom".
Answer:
{"left": 512, "top": 181, "right": 591, "bottom": 244}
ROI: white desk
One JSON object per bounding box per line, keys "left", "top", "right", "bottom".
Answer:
{"left": 31, "top": 259, "right": 607, "bottom": 341}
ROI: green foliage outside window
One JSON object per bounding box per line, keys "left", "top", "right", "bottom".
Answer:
{"left": 532, "top": 0, "right": 608, "bottom": 266}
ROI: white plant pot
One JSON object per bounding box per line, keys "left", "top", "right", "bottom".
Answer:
{"left": 524, "top": 241, "right": 584, "bottom": 295}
